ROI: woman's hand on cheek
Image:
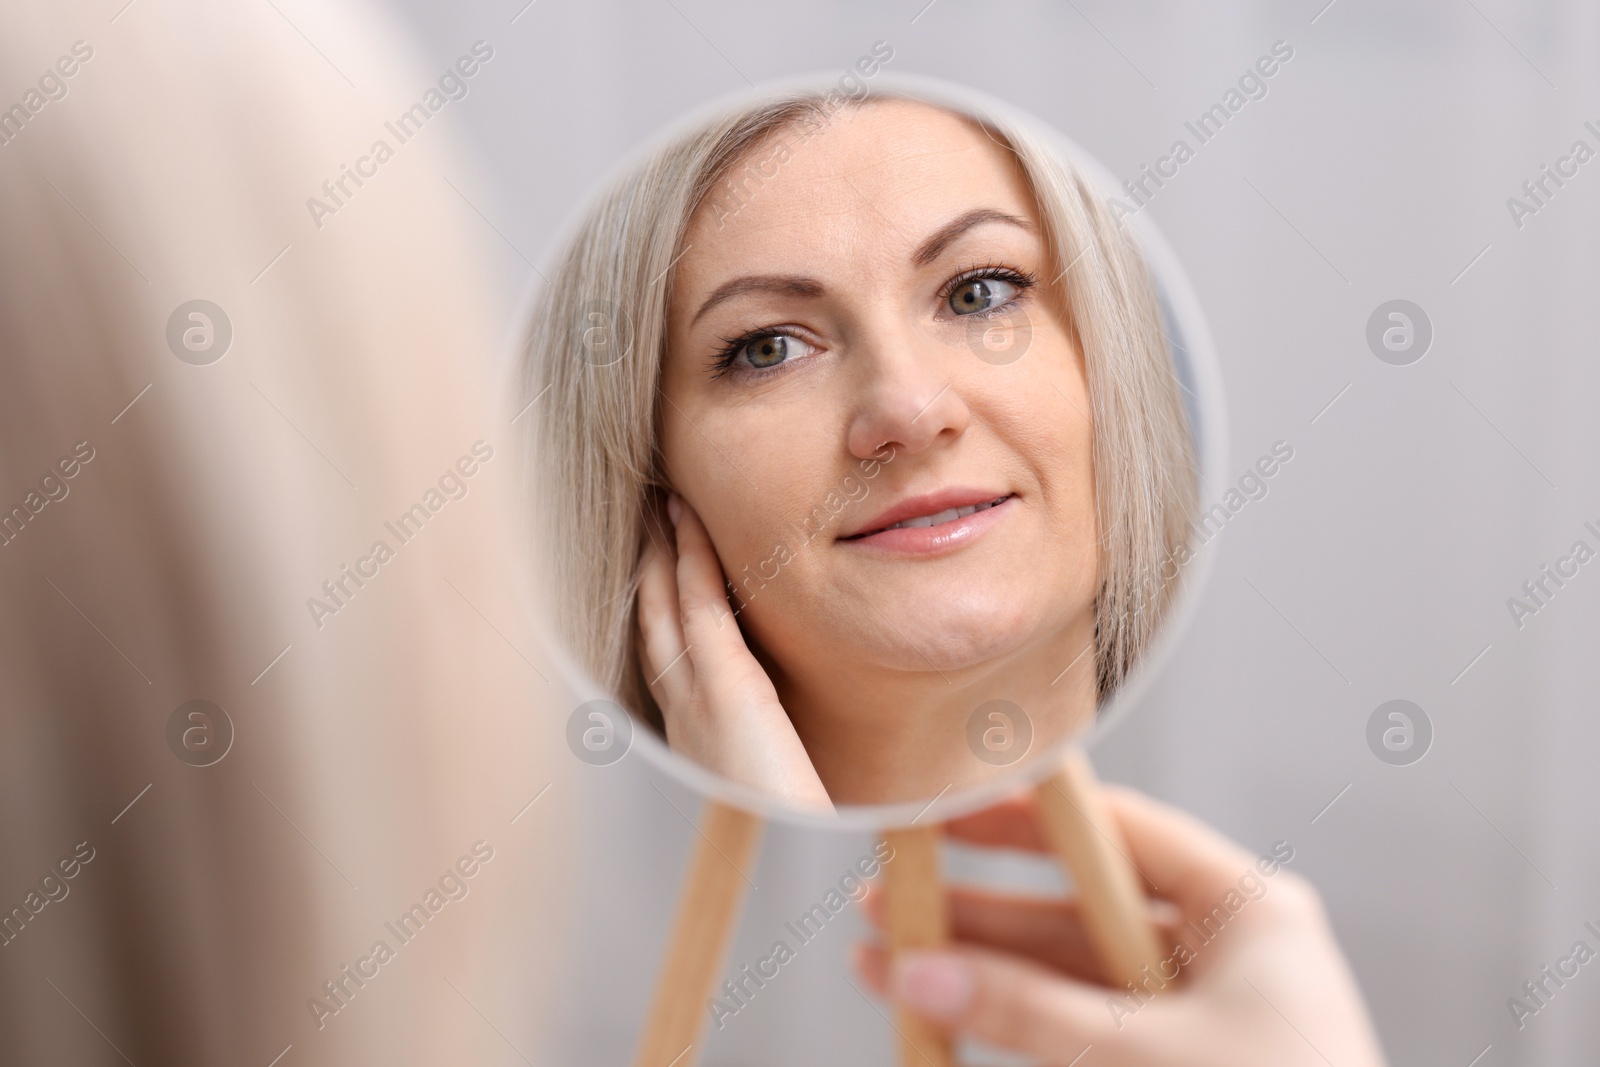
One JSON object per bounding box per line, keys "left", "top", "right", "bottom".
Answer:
{"left": 635, "top": 493, "right": 833, "bottom": 811}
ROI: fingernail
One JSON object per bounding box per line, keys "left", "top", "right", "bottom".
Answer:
{"left": 892, "top": 951, "right": 973, "bottom": 1019}
{"left": 666, "top": 493, "right": 682, "bottom": 528}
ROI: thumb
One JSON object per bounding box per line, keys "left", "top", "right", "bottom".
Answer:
{"left": 889, "top": 945, "right": 1122, "bottom": 1060}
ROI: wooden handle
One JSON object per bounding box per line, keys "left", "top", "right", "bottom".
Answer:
{"left": 633, "top": 799, "right": 763, "bottom": 1067}
{"left": 880, "top": 824, "right": 954, "bottom": 1067}
{"left": 1033, "top": 748, "right": 1164, "bottom": 989}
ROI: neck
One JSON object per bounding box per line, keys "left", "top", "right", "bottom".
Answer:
{"left": 775, "top": 616, "right": 1099, "bottom": 806}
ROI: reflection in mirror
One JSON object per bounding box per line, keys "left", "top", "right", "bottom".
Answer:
{"left": 520, "top": 81, "right": 1201, "bottom": 812}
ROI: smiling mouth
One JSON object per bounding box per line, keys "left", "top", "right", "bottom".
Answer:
{"left": 844, "top": 495, "right": 1012, "bottom": 539}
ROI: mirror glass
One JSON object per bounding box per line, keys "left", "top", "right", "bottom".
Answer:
{"left": 518, "top": 72, "right": 1225, "bottom": 829}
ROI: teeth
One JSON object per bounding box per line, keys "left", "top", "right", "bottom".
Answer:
{"left": 883, "top": 496, "right": 1008, "bottom": 531}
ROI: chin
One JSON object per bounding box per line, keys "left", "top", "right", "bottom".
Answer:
{"left": 858, "top": 589, "right": 1043, "bottom": 673}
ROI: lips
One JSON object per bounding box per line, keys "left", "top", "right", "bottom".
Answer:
{"left": 840, "top": 489, "right": 1014, "bottom": 540}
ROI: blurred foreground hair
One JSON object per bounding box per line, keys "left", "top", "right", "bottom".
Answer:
{"left": 0, "top": 3, "right": 562, "bottom": 1062}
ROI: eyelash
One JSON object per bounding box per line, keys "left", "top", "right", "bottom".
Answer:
{"left": 939, "top": 263, "right": 1036, "bottom": 314}
{"left": 708, "top": 264, "right": 1037, "bottom": 380}
{"left": 708, "top": 325, "right": 811, "bottom": 381}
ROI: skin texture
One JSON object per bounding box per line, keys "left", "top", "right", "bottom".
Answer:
{"left": 853, "top": 788, "right": 1389, "bottom": 1067}
{"left": 638, "top": 98, "right": 1101, "bottom": 806}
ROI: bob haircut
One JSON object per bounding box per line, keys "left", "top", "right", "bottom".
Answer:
{"left": 521, "top": 84, "right": 1198, "bottom": 732}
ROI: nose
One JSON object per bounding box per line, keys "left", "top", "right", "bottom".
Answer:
{"left": 845, "top": 320, "right": 971, "bottom": 460}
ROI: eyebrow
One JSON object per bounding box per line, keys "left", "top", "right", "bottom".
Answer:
{"left": 910, "top": 207, "right": 1032, "bottom": 268}
{"left": 688, "top": 207, "right": 1034, "bottom": 327}
{"left": 690, "top": 275, "right": 825, "bottom": 328}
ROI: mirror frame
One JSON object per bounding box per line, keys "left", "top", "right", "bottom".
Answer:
{"left": 509, "top": 70, "right": 1230, "bottom": 832}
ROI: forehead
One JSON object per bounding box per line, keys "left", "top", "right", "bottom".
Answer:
{"left": 674, "top": 99, "right": 1039, "bottom": 294}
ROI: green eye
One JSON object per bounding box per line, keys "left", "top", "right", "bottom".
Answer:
{"left": 711, "top": 329, "right": 818, "bottom": 379}
{"left": 743, "top": 334, "right": 791, "bottom": 368}
{"left": 949, "top": 276, "right": 1019, "bottom": 315}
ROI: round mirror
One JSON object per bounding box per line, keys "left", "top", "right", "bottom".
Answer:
{"left": 515, "top": 70, "right": 1226, "bottom": 831}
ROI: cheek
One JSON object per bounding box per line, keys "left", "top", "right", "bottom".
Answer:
{"left": 1049, "top": 425, "right": 1099, "bottom": 575}
{"left": 989, "top": 349, "right": 1092, "bottom": 491}
{"left": 1034, "top": 331, "right": 1095, "bottom": 510}
{"left": 992, "top": 343, "right": 1098, "bottom": 574}
{"left": 660, "top": 368, "right": 850, "bottom": 553}
{"left": 1048, "top": 412, "right": 1096, "bottom": 514}
{"left": 659, "top": 410, "right": 813, "bottom": 581}
{"left": 1021, "top": 418, "right": 1098, "bottom": 574}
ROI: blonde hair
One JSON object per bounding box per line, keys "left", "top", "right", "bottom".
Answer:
{"left": 0, "top": 4, "right": 563, "bottom": 1062}
{"left": 522, "top": 86, "right": 1197, "bottom": 729}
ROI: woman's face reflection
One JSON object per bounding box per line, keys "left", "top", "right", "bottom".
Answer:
{"left": 660, "top": 99, "right": 1100, "bottom": 788}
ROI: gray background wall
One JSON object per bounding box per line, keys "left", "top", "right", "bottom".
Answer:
{"left": 375, "top": 1, "right": 1600, "bottom": 1063}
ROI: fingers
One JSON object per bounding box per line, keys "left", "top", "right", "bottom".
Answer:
{"left": 946, "top": 785, "right": 1274, "bottom": 924}
{"left": 665, "top": 489, "right": 732, "bottom": 620}
{"left": 856, "top": 942, "right": 1118, "bottom": 1058}
{"left": 1098, "top": 786, "right": 1268, "bottom": 922}
{"left": 944, "top": 793, "right": 1051, "bottom": 852}
{"left": 863, "top": 885, "right": 1107, "bottom": 983}
{"left": 668, "top": 493, "right": 748, "bottom": 671}
{"left": 643, "top": 493, "right": 833, "bottom": 809}
{"left": 853, "top": 940, "right": 891, "bottom": 994}
{"left": 635, "top": 535, "right": 690, "bottom": 712}
{"left": 865, "top": 883, "right": 1185, "bottom": 984}
{"left": 668, "top": 492, "right": 792, "bottom": 705}
{"left": 637, "top": 493, "right": 735, "bottom": 721}
{"left": 943, "top": 890, "right": 1107, "bottom": 985}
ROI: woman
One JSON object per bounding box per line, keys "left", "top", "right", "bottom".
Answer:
{"left": 523, "top": 84, "right": 1197, "bottom": 808}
